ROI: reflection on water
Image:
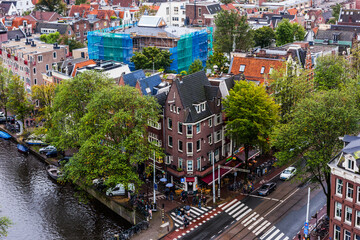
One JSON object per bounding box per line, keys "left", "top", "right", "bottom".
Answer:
{"left": 0, "top": 139, "right": 131, "bottom": 240}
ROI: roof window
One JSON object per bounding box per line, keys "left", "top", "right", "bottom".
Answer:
{"left": 239, "top": 64, "right": 245, "bottom": 72}
{"left": 260, "top": 66, "right": 265, "bottom": 74}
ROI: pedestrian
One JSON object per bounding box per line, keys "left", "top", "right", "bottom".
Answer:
{"left": 181, "top": 190, "right": 185, "bottom": 202}
{"left": 165, "top": 188, "right": 169, "bottom": 200}
{"left": 192, "top": 196, "right": 197, "bottom": 206}
{"left": 198, "top": 197, "right": 202, "bottom": 209}
{"left": 183, "top": 217, "right": 189, "bottom": 228}
{"left": 170, "top": 190, "right": 174, "bottom": 201}
{"left": 202, "top": 195, "right": 206, "bottom": 207}
{"left": 148, "top": 208, "right": 152, "bottom": 220}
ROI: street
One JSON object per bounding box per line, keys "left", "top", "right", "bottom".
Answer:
{"left": 168, "top": 175, "right": 326, "bottom": 240}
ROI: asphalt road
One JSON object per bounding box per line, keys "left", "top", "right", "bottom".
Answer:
{"left": 181, "top": 176, "right": 326, "bottom": 240}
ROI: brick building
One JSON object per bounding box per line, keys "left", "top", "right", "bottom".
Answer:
{"left": 328, "top": 135, "right": 360, "bottom": 240}
{"left": 185, "top": 2, "right": 221, "bottom": 26}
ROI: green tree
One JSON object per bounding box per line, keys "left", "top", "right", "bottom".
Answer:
{"left": 214, "top": 10, "right": 254, "bottom": 56}
{"left": 314, "top": 55, "right": 349, "bottom": 90}
{"left": 0, "top": 215, "right": 11, "bottom": 238}
{"left": 272, "top": 90, "right": 360, "bottom": 215}
{"left": 254, "top": 26, "right": 275, "bottom": 48}
{"left": 331, "top": 3, "right": 341, "bottom": 21}
{"left": 40, "top": 32, "right": 60, "bottom": 44}
{"left": 31, "top": 83, "right": 56, "bottom": 129}
{"left": 223, "top": 81, "right": 279, "bottom": 175}
{"left": 206, "top": 49, "right": 230, "bottom": 73}
{"left": 7, "top": 76, "right": 32, "bottom": 125}
{"left": 188, "top": 59, "right": 204, "bottom": 74}
{"left": 59, "top": 36, "right": 85, "bottom": 52}
{"left": 75, "top": 0, "right": 88, "bottom": 5}
{"left": 47, "top": 71, "right": 114, "bottom": 150}
{"left": 63, "top": 85, "right": 161, "bottom": 188}
{"left": 35, "top": 0, "right": 66, "bottom": 14}
{"left": 131, "top": 46, "right": 172, "bottom": 71}
{"left": 0, "top": 63, "right": 11, "bottom": 123}
{"left": 22, "top": 10, "right": 31, "bottom": 16}
{"left": 269, "top": 64, "right": 314, "bottom": 123}
{"left": 275, "top": 19, "right": 305, "bottom": 46}
{"left": 219, "top": 0, "right": 232, "bottom": 5}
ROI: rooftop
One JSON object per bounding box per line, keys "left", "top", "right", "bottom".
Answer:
{"left": 2, "top": 38, "right": 66, "bottom": 55}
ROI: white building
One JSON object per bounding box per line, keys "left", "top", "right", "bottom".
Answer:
{"left": 1, "top": 0, "right": 34, "bottom": 15}
{"left": 156, "top": 1, "right": 188, "bottom": 27}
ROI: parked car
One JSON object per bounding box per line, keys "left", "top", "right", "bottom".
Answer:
{"left": 0, "top": 116, "right": 15, "bottom": 124}
{"left": 46, "top": 150, "right": 58, "bottom": 158}
{"left": 258, "top": 182, "right": 276, "bottom": 196}
{"left": 39, "top": 145, "right": 56, "bottom": 154}
{"left": 280, "top": 167, "right": 297, "bottom": 181}
{"left": 106, "top": 183, "right": 135, "bottom": 197}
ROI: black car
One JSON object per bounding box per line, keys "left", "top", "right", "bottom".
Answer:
{"left": 46, "top": 150, "right": 58, "bottom": 158}
{"left": 258, "top": 182, "right": 276, "bottom": 196}
{"left": 0, "top": 116, "right": 15, "bottom": 124}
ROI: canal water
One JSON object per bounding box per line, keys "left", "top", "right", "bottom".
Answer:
{"left": 0, "top": 139, "right": 132, "bottom": 240}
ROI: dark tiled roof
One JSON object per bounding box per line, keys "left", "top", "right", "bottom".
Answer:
{"left": 139, "top": 74, "right": 162, "bottom": 95}
{"left": 331, "top": 24, "right": 360, "bottom": 33}
{"left": 122, "top": 69, "right": 146, "bottom": 87}
{"left": 204, "top": 85, "right": 218, "bottom": 100}
{"left": 207, "top": 4, "right": 222, "bottom": 15}
{"left": 316, "top": 29, "right": 355, "bottom": 42}
{"left": 225, "top": 76, "right": 235, "bottom": 90}
{"left": 0, "top": 2, "right": 13, "bottom": 14}
{"left": 7, "top": 29, "right": 25, "bottom": 40}
{"left": 155, "top": 92, "right": 167, "bottom": 107}
{"left": 322, "top": 11, "right": 332, "bottom": 22}
{"left": 339, "top": 9, "right": 360, "bottom": 23}
{"left": 35, "top": 23, "right": 69, "bottom": 34}
{"left": 0, "top": 21, "right": 7, "bottom": 33}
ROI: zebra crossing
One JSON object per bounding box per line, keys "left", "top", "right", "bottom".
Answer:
{"left": 170, "top": 206, "right": 213, "bottom": 228}
{"left": 220, "top": 199, "right": 289, "bottom": 240}
{"left": 144, "top": 191, "right": 166, "bottom": 201}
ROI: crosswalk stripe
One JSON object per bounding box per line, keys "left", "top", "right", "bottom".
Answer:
{"left": 244, "top": 213, "right": 259, "bottom": 227}
{"left": 283, "top": 237, "right": 289, "bottom": 240}
{"left": 236, "top": 208, "right": 252, "bottom": 221}
{"left": 274, "top": 233, "right": 284, "bottom": 240}
{"left": 228, "top": 203, "right": 244, "bottom": 215}
{"left": 253, "top": 220, "right": 269, "bottom": 235}
{"left": 219, "top": 202, "right": 226, "bottom": 207}
{"left": 232, "top": 206, "right": 249, "bottom": 218}
{"left": 225, "top": 201, "right": 242, "bottom": 213}
{"left": 248, "top": 217, "right": 264, "bottom": 230}
{"left": 204, "top": 207, "right": 212, "bottom": 210}
{"left": 191, "top": 207, "right": 205, "bottom": 214}
{"left": 221, "top": 199, "right": 238, "bottom": 210}
{"left": 241, "top": 212, "right": 257, "bottom": 225}
{"left": 266, "top": 229, "right": 280, "bottom": 240}
{"left": 172, "top": 217, "right": 184, "bottom": 225}
{"left": 260, "top": 226, "right": 276, "bottom": 239}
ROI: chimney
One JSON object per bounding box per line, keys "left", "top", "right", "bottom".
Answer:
{"left": 15, "top": 35, "right": 20, "bottom": 41}
{"left": 25, "top": 38, "right": 31, "bottom": 45}
{"left": 53, "top": 43, "right": 60, "bottom": 49}
{"left": 31, "top": 40, "right": 36, "bottom": 47}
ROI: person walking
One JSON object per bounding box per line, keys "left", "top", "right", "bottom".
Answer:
{"left": 202, "top": 195, "right": 207, "bottom": 207}
{"left": 170, "top": 190, "right": 174, "bottom": 201}
{"left": 198, "top": 197, "right": 202, "bottom": 209}
{"left": 148, "top": 208, "right": 152, "bottom": 220}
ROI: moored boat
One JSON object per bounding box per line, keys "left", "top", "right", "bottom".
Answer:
{"left": 46, "top": 165, "right": 62, "bottom": 180}
{"left": 0, "top": 131, "right": 11, "bottom": 140}
{"left": 17, "top": 144, "right": 29, "bottom": 154}
{"left": 24, "top": 139, "right": 47, "bottom": 145}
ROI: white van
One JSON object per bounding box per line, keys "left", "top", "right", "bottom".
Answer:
{"left": 106, "top": 183, "right": 135, "bottom": 196}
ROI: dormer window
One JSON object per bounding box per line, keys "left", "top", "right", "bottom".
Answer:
{"left": 348, "top": 158, "right": 354, "bottom": 170}
{"left": 195, "top": 104, "right": 200, "bottom": 113}
{"left": 260, "top": 66, "right": 265, "bottom": 74}
{"left": 239, "top": 64, "right": 245, "bottom": 72}
{"left": 201, "top": 102, "right": 206, "bottom": 111}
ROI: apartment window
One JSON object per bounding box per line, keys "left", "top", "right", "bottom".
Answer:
{"left": 187, "top": 125, "right": 192, "bottom": 136}
{"left": 196, "top": 123, "right": 201, "bottom": 133}
{"left": 166, "top": 7, "right": 169, "bottom": 15}
{"left": 84, "top": 23, "right": 86, "bottom": 28}
{"left": 196, "top": 139, "right": 201, "bottom": 152}
{"left": 33, "top": 67, "right": 36, "bottom": 74}
{"left": 198, "top": 7, "right": 201, "bottom": 17}
{"left": 76, "top": 25, "right": 79, "bottom": 30}
{"left": 334, "top": 225, "right": 340, "bottom": 240}
{"left": 37, "top": 55, "right": 43, "bottom": 62}
{"left": 269, "top": 67, "right": 274, "bottom": 74}
{"left": 178, "top": 122, "right": 183, "bottom": 134}
{"left": 260, "top": 66, "right": 265, "bottom": 74}
{"left": 195, "top": 104, "right": 200, "bottom": 113}
{"left": 179, "top": 158, "right": 183, "bottom": 169}
{"left": 76, "top": 32, "right": 80, "bottom": 37}
{"left": 358, "top": 186, "right": 360, "bottom": 203}
{"left": 347, "top": 183, "right": 354, "bottom": 200}
{"left": 356, "top": 210, "right": 360, "bottom": 227}
{"left": 174, "top": 7, "right": 179, "bottom": 14}
{"left": 172, "top": 17, "right": 179, "bottom": 21}
{"left": 168, "top": 118, "right": 172, "bottom": 130}
{"left": 208, "top": 118, "right": 213, "bottom": 127}
{"left": 168, "top": 136, "right": 173, "bottom": 147}
{"left": 345, "top": 206, "right": 352, "bottom": 224}
{"left": 336, "top": 179, "right": 343, "bottom": 195}
{"left": 84, "top": 32, "right": 87, "bottom": 36}
{"left": 197, "top": 157, "right": 201, "bottom": 171}
{"left": 187, "top": 142, "right": 193, "bottom": 154}
{"left": 46, "top": 64, "right": 49, "bottom": 71}
{"left": 208, "top": 134, "right": 212, "bottom": 144}
{"left": 215, "top": 130, "right": 222, "bottom": 143}
{"left": 53, "top": 52, "right": 57, "bottom": 59}
{"left": 34, "top": 78, "right": 37, "bottom": 85}
{"left": 208, "top": 151, "right": 213, "bottom": 163}
{"left": 239, "top": 64, "right": 245, "bottom": 72}
{"left": 178, "top": 140, "right": 183, "bottom": 152}
{"left": 348, "top": 159, "right": 355, "bottom": 170}
{"left": 96, "top": 23, "right": 99, "bottom": 28}
{"left": 201, "top": 102, "right": 206, "bottom": 111}
{"left": 344, "top": 230, "right": 351, "bottom": 240}
{"left": 217, "top": 98, "right": 221, "bottom": 106}
{"left": 356, "top": 235, "right": 360, "bottom": 240}
{"left": 215, "top": 113, "right": 221, "bottom": 125}
{"left": 187, "top": 160, "right": 193, "bottom": 171}
{"left": 335, "top": 202, "right": 342, "bottom": 219}
{"left": 68, "top": 30, "right": 71, "bottom": 35}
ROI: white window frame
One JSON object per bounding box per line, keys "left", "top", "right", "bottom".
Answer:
{"left": 336, "top": 178, "right": 343, "bottom": 196}
{"left": 215, "top": 130, "right": 222, "bottom": 143}
{"left": 168, "top": 135, "right": 173, "bottom": 148}
{"left": 37, "top": 55, "right": 43, "bottom": 62}
{"left": 348, "top": 158, "right": 355, "bottom": 170}
{"left": 187, "top": 160, "right": 193, "bottom": 172}
{"left": 208, "top": 134, "right": 213, "bottom": 145}
{"left": 168, "top": 117, "right": 172, "bottom": 130}
{"left": 347, "top": 182, "right": 354, "bottom": 200}
{"left": 217, "top": 98, "right": 221, "bottom": 106}
{"left": 53, "top": 52, "right": 57, "bottom": 59}
{"left": 215, "top": 113, "right": 222, "bottom": 126}
{"left": 194, "top": 104, "right": 200, "bottom": 113}
{"left": 345, "top": 206, "right": 352, "bottom": 224}
{"left": 178, "top": 140, "right": 183, "bottom": 152}
{"left": 196, "top": 123, "right": 201, "bottom": 134}
{"left": 334, "top": 225, "right": 340, "bottom": 240}
{"left": 33, "top": 67, "right": 36, "bottom": 74}
{"left": 356, "top": 210, "right": 360, "bottom": 228}
{"left": 196, "top": 139, "right": 201, "bottom": 152}
{"left": 344, "top": 230, "right": 351, "bottom": 240}
{"left": 187, "top": 125, "right": 193, "bottom": 137}
{"left": 239, "top": 64, "right": 245, "bottom": 72}
{"left": 178, "top": 122, "right": 183, "bottom": 134}
{"left": 208, "top": 118, "right": 213, "bottom": 127}
{"left": 187, "top": 142, "right": 193, "bottom": 155}
{"left": 335, "top": 202, "right": 342, "bottom": 220}
{"left": 46, "top": 64, "right": 49, "bottom": 71}
{"left": 260, "top": 66, "right": 265, "bottom": 74}
{"left": 358, "top": 186, "right": 360, "bottom": 204}
{"left": 178, "top": 158, "right": 183, "bottom": 169}
{"left": 201, "top": 102, "right": 205, "bottom": 111}
{"left": 197, "top": 157, "right": 201, "bottom": 171}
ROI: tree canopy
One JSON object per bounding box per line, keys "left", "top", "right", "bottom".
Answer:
{"left": 206, "top": 49, "right": 229, "bottom": 74}
{"left": 223, "top": 81, "right": 279, "bottom": 174}
{"left": 254, "top": 26, "right": 275, "bottom": 48}
{"left": 188, "top": 59, "right": 204, "bottom": 74}
{"left": 214, "top": 10, "right": 254, "bottom": 56}
{"left": 272, "top": 90, "right": 360, "bottom": 215}
{"left": 131, "top": 47, "right": 172, "bottom": 71}
{"left": 31, "top": 83, "right": 56, "bottom": 129}
{"left": 35, "top": 0, "right": 66, "bottom": 14}
{"left": 0, "top": 214, "right": 11, "bottom": 238}
{"left": 0, "top": 62, "right": 11, "bottom": 122}
{"left": 275, "top": 19, "right": 305, "bottom": 46}
{"left": 331, "top": 3, "right": 341, "bottom": 21}
{"left": 40, "top": 33, "right": 85, "bottom": 52}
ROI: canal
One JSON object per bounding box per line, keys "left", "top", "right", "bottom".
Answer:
{"left": 0, "top": 139, "right": 132, "bottom": 240}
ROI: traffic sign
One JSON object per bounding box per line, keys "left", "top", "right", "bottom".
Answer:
{"left": 304, "top": 222, "right": 309, "bottom": 235}
{"left": 181, "top": 178, "right": 185, "bottom": 183}
{"left": 154, "top": 183, "right": 158, "bottom": 190}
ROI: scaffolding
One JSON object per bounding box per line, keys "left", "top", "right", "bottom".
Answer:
{"left": 88, "top": 31, "right": 133, "bottom": 64}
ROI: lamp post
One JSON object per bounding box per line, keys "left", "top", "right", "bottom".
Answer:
{"left": 212, "top": 151, "right": 215, "bottom": 203}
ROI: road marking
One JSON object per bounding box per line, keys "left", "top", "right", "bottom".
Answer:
{"left": 249, "top": 217, "right": 264, "bottom": 230}
{"left": 264, "top": 188, "right": 300, "bottom": 218}
{"left": 253, "top": 220, "right": 269, "bottom": 234}
{"left": 265, "top": 229, "right": 280, "bottom": 240}
{"left": 236, "top": 209, "right": 252, "bottom": 221}
{"left": 225, "top": 225, "right": 229, "bottom": 229}
{"left": 244, "top": 214, "right": 259, "bottom": 227}
{"left": 283, "top": 237, "right": 289, "bottom": 240}
{"left": 218, "top": 230, "right": 222, "bottom": 234}
{"left": 219, "top": 202, "right": 226, "bottom": 207}
{"left": 232, "top": 206, "right": 249, "bottom": 218}
{"left": 241, "top": 212, "right": 257, "bottom": 224}
{"left": 228, "top": 203, "right": 245, "bottom": 215}
{"left": 260, "top": 226, "right": 275, "bottom": 239}
{"left": 221, "top": 199, "right": 238, "bottom": 210}
{"left": 225, "top": 201, "right": 242, "bottom": 213}
{"left": 274, "top": 233, "right": 284, "bottom": 240}
{"left": 245, "top": 194, "right": 283, "bottom": 202}
{"left": 191, "top": 207, "right": 205, "bottom": 214}
{"left": 254, "top": 222, "right": 271, "bottom": 235}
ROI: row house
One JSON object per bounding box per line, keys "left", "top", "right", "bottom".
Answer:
{"left": 0, "top": 38, "right": 68, "bottom": 92}
{"left": 185, "top": 2, "right": 222, "bottom": 26}
{"left": 0, "top": 2, "right": 19, "bottom": 16}
{"left": 2, "top": 17, "right": 33, "bottom": 34}
{"left": 1, "top": 0, "right": 34, "bottom": 15}
{"left": 328, "top": 135, "right": 360, "bottom": 240}
{"left": 23, "top": 11, "right": 61, "bottom": 32}
{"left": 156, "top": 1, "right": 188, "bottom": 27}
{"left": 35, "top": 22, "right": 74, "bottom": 37}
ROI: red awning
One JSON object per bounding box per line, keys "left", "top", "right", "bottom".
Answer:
{"left": 186, "top": 177, "right": 195, "bottom": 182}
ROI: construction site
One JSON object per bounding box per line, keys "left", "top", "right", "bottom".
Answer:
{"left": 87, "top": 16, "right": 213, "bottom": 73}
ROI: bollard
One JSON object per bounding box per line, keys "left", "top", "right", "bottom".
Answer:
{"left": 162, "top": 203, "right": 165, "bottom": 224}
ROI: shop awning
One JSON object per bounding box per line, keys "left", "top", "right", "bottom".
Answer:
{"left": 186, "top": 177, "right": 195, "bottom": 182}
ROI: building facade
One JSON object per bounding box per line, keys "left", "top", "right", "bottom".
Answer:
{"left": 156, "top": 1, "right": 188, "bottom": 27}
